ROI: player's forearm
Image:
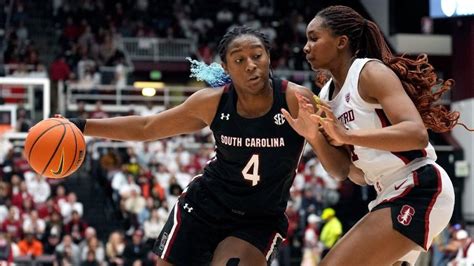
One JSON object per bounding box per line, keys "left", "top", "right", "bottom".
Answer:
{"left": 344, "top": 121, "right": 428, "bottom": 152}
{"left": 84, "top": 116, "right": 149, "bottom": 141}
{"left": 307, "top": 133, "right": 350, "bottom": 180}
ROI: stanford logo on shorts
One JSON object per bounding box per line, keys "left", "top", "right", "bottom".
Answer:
{"left": 397, "top": 205, "right": 415, "bottom": 226}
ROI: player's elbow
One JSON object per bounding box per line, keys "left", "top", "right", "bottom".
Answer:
{"left": 327, "top": 167, "right": 349, "bottom": 182}
{"left": 141, "top": 117, "right": 155, "bottom": 141}
{"left": 414, "top": 127, "right": 429, "bottom": 149}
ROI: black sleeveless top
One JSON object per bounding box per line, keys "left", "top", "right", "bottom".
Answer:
{"left": 183, "top": 77, "right": 305, "bottom": 220}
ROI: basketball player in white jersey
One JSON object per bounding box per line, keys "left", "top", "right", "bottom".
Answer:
{"left": 282, "top": 5, "right": 471, "bottom": 266}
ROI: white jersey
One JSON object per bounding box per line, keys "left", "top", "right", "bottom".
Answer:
{"left": 319, "top": 58, "right": 437, "bottom": 184}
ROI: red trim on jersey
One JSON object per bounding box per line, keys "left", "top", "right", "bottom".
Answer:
{"left": 164, "top": 204, "right": 182, "bottom": 259}
{"left": 223, "top": 84, "right": 230, "bottom": 92}
{"left": 421, "top": 149, "right": 427, "bottom": 157}
{"left": 463, "top": 238, "right": 473, "bottom": 257}
{"left": 375, "top": 108, "right": 426, "bottom": 164}
{"left": 423, "top": 166, "right": 442, "bottom": 249}
{"left": 281, "top": 80, "right": 288, "bottom": 92}
{"left": 375, "top": 109, "right": 388, "bottom": 127}
{"left": 413, "top": 171, "right": 420, "bottom": 186}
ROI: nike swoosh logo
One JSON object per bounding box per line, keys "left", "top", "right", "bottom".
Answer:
{"left": 394, "top": 179, "right": 408, "bottom": 190}
{"left": 51, "top": 149, "right": 65, "bottom": 176}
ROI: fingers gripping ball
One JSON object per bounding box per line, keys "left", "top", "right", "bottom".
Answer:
{"left": 24, "top": 118, "right": 86, "bottom": 178}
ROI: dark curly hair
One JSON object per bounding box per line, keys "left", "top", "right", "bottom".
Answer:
{"left": 315, "top": 5, "right": 470, "bottom": 132}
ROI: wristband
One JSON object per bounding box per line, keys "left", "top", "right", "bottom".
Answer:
{"left": 68, "top": 118, "right": 87, "bottom": 133}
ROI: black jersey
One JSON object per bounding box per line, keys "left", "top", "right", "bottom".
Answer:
{"left": 184, "top": 77, "right": 305, "bottom": 220}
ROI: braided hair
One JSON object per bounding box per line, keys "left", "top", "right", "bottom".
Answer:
{"left": 316, "top": 5, "right": 469, "bottom": 132}
{"left": 217, "top": 25, "right": 271, "bottom": 63}
{"left": 188, "top": 26, "right": 271, "bottom": 88}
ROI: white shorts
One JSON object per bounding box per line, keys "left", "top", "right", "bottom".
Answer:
{"left": 369, "top": 161, "right": 455, "bottom": 264}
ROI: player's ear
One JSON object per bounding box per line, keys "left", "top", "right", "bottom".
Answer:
{"left": 337, "top": 35, "right": 349, "bottom": 50}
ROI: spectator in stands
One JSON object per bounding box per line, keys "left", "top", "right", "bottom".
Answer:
{"left": 16, "top": 108, "right": 32, "bottom": 132}
{"left": 78, "top": 65, "right": 101, "bottom": 92}
{"left": 37, "top": 198, "right": 60, "bottom": 219}
{"left": 153, "top": 164, "right": 171, "bottom": 192}
{"left": 124, "top": 189, "right": 146, "bottom": 217}
{"left": 0, "top": 182, "right": 9, "bottom": 205}
{"left": 122, "top": 229, "right": 148, "bottom": 266}
{"left": 113, "top": 56, "right": 127, "bottom": 90}
{"left": 1, "top": 207, "right": 22, "bottom": 242}
{"left": 59, "top": 192, "right": 84, "bottom": 223}
{"left": 118, "top": 200, "right": 139, "bottom": 237}
{"left": 56, "top": 234, "right": 81, "bottom": 265}
{"left": 143, "top": 209, "right": 165, "bottom": 248}
{"left": 18, "top": 231, "right": 43, "bottom": 257}
{"left": 90, "top": 101, "right": 109, "bottom": 119}
{"left": 302, "top": 213, "right": 323, "bottom": 266}
{"left": 26, "top": 173, "right": 50, "bottom": 204}
{"left": 44, "top": 210, "right": 63, "bottom": 237}
{"left": 105, "top": 231, "right": 125, "bottom": 266}
{"left": 67, "top": 101, "right": 89, "bottom": 120}
{"left": 22, "top": 210, "right": 46, "bottom": 239}
{"left": 50, "top": 53, "right": 72, "bottom": 113}
{"left": 119, "top": 174, "right": 141, "bottom": 200}
{"left": 319, "top": 208, "right": 342, "bottom": 258}
{"left": 0, "top": 232, "right": 13, "bottom": 264}
{"left": 63, "top": 210, "right": 88, "bottom": 244}
{"left": 43, "top": 228, "right": 61, "bottom": 255}
{"left": 449, "top": 229, "right": 474, "bottom": 265}
{"left": 137, "top": 197, "right": 154, "bottom": 225}
{"left": 50, "top": 54, "right": 72, "bottom": 82}
{"left": 11, "top": 179, "right": 33, "bottom": 210}
{"left": 80, "top": 236, "right": 105, "bottom": 265}
{"left": 53, "top": 184, "right": 68, "bottom": 207}
{"left": 166, "top": 176, "right": 182, "bottom": 208}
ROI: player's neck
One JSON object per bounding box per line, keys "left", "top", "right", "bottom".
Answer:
{"left": 330, "top": 56, "right": 355, "bottom": 95}
{"left": 236, "top": 84, "right": 273, "bottom": 118}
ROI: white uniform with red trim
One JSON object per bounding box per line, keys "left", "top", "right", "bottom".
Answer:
{"left": 319, "top": 58, "right": 455, "bottom": 264}
{"left": 319, "top": 58, "right": 437, "bottom": 185}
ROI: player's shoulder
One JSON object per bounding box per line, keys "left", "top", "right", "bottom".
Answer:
{"left": 360, "top": 60, "right": 396, "bottom": 83}
{"left": 183, "top": 86, "right": 226, "bottom": 124}
{"left": 359, "top": 59, "right": 401, "bottom": 96}
{"left": 187, "top": 86, "right": 225, "bottom": 104}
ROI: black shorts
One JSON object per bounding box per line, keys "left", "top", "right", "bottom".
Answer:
{"left": 371, "top": 163, "right": 454, "bottom": 251}
{"left": 152, "top": 198, "right": 288, "bottom": 266}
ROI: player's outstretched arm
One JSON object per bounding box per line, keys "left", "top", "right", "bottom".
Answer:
{"left": 73, "top": 88, "right": 222, "bottom": 142}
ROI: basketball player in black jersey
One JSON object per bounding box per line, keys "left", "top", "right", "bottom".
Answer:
{"left": 65, "top": 26, "right": 348, "bottom": 265}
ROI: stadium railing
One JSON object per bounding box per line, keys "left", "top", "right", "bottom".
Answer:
{"left": 121, "top": 38, "right": 194, "bottom": 61}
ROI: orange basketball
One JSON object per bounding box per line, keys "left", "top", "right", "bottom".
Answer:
{"left": 24, "top": 118, "right": 86, "bottom": 179}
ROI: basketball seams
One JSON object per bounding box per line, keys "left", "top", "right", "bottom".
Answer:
{"left": 26, "top": 118, "right": 86, "bottom": 178}
{"left": 27, "top": 122, "right": 65, "bottom": 162}
{"left": 40, "top": 123, "right": 67, "bottom": 176}
{"left": 63, "top": 123, "right": 79, "bottom": 176}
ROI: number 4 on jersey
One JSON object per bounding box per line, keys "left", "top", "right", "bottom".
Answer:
{"left": 242, "top": 154, "right": 260, "bottom": 186}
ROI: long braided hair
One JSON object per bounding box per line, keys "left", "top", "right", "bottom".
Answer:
{"left": 316, "top": 5, "right": 469, "bottom": 132}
